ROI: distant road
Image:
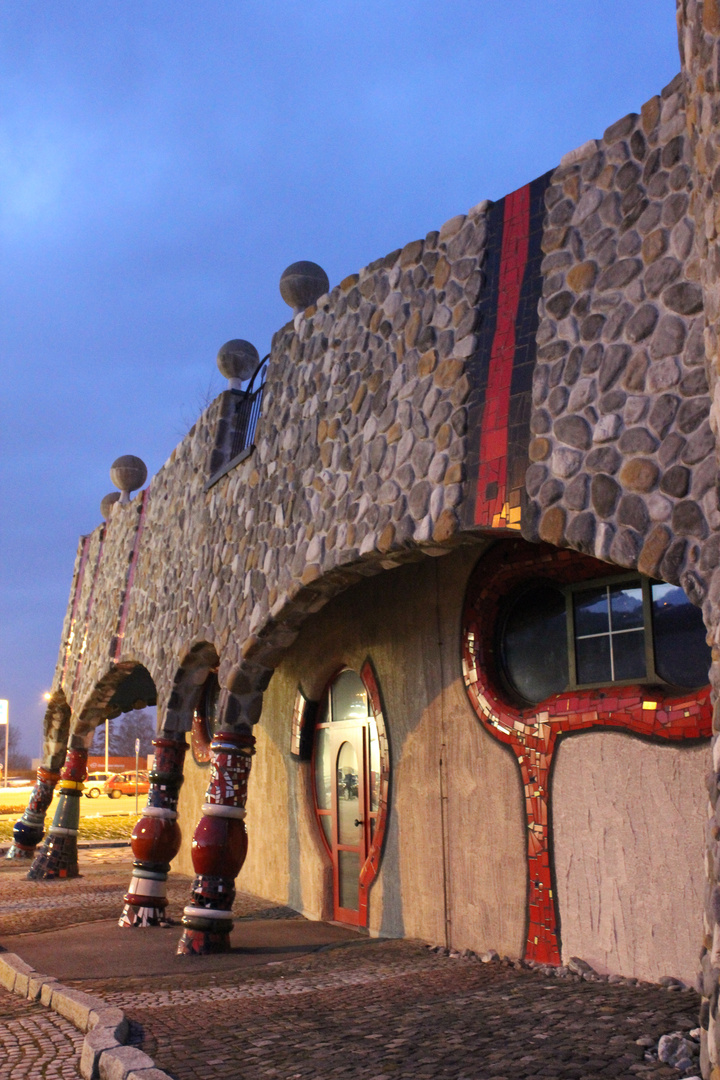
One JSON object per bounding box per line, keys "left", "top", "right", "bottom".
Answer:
{"left": 0, "top": 788, "right": 143, "bottom": 818}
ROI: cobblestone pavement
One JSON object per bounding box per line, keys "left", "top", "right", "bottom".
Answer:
{"left": 70, "top": 939, "right": 704, "bottom": 1080}
{"left": 0, "top": 850, "right": 298, "bottom": 936}
{"left": 0, "top": 849, "right": 707, "bottom": 1080}
{"left": 0, "top": 985, "right": 83, "bottom": 1080}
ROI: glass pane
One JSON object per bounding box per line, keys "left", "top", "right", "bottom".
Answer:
{"left": 368, "top": 718, "right": 380, "bottom": 813}
{"left": 652, "top": 583, "right": 712, "bottom": 688}
{"left": 331, "top": 670, "right": 369, "bottom": 722}
{"left": 501, "top": 585, "right": 568, "bottom": 703}
{"left": 338, "top": 850, "right": 360, "bottom": 911}
{"left": 609, "top": 584, "right": 644, "bottom": 631}
{"left": 336, "top": 741, "right": 360, "bottom": 845}
{"left": 576, "top": 635, "right": 612, "bottom": 684}
{"left": 612, "top": 629, "right": 646, "bottom": 681}
{"left": 318, "top": 813, "right": 332, "bottom": 848}
{"left": 314, "top": 727, "right": 332, "bottom": 810}
{"left": 574, "top": 587, "right": 609, "bottom": 637}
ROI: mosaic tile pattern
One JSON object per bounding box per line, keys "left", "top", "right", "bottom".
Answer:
{"left": 465, "top": 173, "right": 550, "bottom": 532}
{"left": 69, "top": 526, "right": 106, "bottom": 711}
{"left": 59, "top": 536, "right": 91, "bottom": 689}
{"left": 112, "top": 489, "right": 148, "bottom": 662}
{"left": 461, "top": 539, "right": 712, "bottom": 964}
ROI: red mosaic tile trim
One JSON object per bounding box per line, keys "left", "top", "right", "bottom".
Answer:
{"left": 475, "top": 184, "right": 530, "bottom": 529}
{"left": 358, "top": 660, "right": 391, "bottom": 927}
{"left": 69, "top": 526, "right": 107, "bottom": 710}
{"left": 461, "top": 539, "right": 712, "bottom": 965}
{"left": 113, "top": 489, "right": 148, "bottom": 661}
{"left": 60, "top": 535, "right": 92, "bottom": 691}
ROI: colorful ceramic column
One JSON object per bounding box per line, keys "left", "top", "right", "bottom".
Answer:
{"left": 177, "top": 729, "right": 255, "bottom": 955}
{"left": 5, "top": 767, "right": 62, "bottom": 860}
{"left": 119, "top": 733, "right": 187, "bottom": 927}
{"left": 27, "top": 747, "right": 88, "bottom": 880}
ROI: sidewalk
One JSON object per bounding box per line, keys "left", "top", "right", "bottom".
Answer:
{"left": 0, "top": 848, "right": 706, "bottom": 1080}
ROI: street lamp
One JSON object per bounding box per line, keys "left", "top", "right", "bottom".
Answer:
{"left": 0, "top": 700, "right": 8, "bottom": 789}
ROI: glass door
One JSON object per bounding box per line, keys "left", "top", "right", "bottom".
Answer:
{"left": 313, "top": 669, "right": 378, "bottom": 925}
{"left": 332, "top": 729, "right": 368, "bottom": 922}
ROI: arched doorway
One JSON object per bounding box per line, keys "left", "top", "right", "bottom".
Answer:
{"left": 312, "top": 665, "right": 389, "bottom": 927}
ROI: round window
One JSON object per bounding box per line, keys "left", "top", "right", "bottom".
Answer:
{"left": 499, "top": 584, "right": 568, "bottom": 704}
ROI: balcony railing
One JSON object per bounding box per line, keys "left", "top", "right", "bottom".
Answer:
{"left": 206, "top": 354, "right": 268, "bottom": 489}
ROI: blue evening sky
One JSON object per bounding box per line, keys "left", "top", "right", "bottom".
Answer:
{"left": 1, "top": 2, "right": 680, "bottom": 758}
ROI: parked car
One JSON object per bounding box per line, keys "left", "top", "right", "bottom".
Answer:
{"left": 104, "top": 771, "right": 150, "bottom": 799}
{"left": 84, "top": 771, "right": 116, "bottom": 798}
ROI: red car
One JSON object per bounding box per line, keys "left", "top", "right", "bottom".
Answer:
{"left": 104, "top": 771, "right": 150, "bottom": 799}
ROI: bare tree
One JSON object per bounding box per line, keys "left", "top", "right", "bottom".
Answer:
{"left": 7, "top": 727, "right": 30, "bottom": 771}
{"left": 90, "top": 709, "right": 156, "bottom": 758}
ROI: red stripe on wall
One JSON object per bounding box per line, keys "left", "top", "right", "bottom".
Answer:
{"left": 60, "top": 535, "right": 92, "bottom": 691}
{"left": 113, "top": 489, "right": 148, "bottom": 662}
{"left": 474, "top": 184, "right": 531, "bottom": 528}
{"left": 70, "top": 525, "right": 107, "bottom": 710}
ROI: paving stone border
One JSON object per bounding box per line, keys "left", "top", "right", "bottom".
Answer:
{"left": 0, "top": 950, "right": 172, "bottom": 1080}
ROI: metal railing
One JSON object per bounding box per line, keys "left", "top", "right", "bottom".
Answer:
{"left": 229, "top": 353, "right": 269, "bottom": 460}
{"left": 206, "top": 353, "right": 269, "bottom": 490}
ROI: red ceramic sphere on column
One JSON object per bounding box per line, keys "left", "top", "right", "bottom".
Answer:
{"left": 191, "top": 815, "right": 247, "bottom": 878}
{"left": 130, "top": 815, "right": 182, "bottom": 865}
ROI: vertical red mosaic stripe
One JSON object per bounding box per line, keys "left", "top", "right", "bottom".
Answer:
{"left": 60, "top": 535, "right": 92, "bottom": 690}
{"left": 461, "top": 540, "right": 712, "bottom": 965}
{"left": 69, "top": 526, "right": 107, "bottom": 710}
{"left": 474, "top": 184, "right": 531, "bottom": 528}
{"left": 113, "top": 489, "right": 148, "bottom": 661}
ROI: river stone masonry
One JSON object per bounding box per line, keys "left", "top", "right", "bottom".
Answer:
{"left": 524, "top": 74, "right": 715, "bottom": 607}
{"left": 675, "top": 5, "right": 720, "bottom": 1078}
{"left": 54, "top": 206, "right": 489, "bottom": 739}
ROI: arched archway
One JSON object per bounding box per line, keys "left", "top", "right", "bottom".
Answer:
{"left": 5, "top": 690, "right": 72, "bottom": 861}
{"left": 119, "top": 643, "right": 220, "bottom": 929}
{"left": 24, "top": 663, "right": 159, "bottom": 880}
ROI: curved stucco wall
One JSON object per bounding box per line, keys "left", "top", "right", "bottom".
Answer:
{"left": 552, "top": 730, "right": 709, "bottom": 983}
{"left": 177, "top": 546, "right": 528, "bottom": 958}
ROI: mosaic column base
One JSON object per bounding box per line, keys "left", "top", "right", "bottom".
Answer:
{"left": 177, "top": 871, "right": 237, "bottom": 955}
{"left": 119, "top": 809, "right": 180, "bottom": 928}
{"left": 6, "top": 768, "right": 60, "bottom": 860}
{"left": 176, "top": 730, "right": 254, "bottom": 956}
{"left": 119, "top": 734, "right": 187, "bottom": 928}
{"left": 27, "top": 749, "right": 87, "bottom": 881}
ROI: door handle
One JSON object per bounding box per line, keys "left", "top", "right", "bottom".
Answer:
{"left": 354, "top": 819, "right": 364, "bottom": 827}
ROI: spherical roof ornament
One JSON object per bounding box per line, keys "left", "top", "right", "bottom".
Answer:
{"left": 100, "top": 492, "right": 121, "bottom": 520}
{"left": 110, "top": 455, "right": 148, "bottom": 505}
{"left": 216, "top": 339, "right": 259, "bottom": 390}
{"left": 279, "top": 261, "right": 329, "bottom": 315}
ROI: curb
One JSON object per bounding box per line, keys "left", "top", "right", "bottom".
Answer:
{"left": 0, "top": 841, "right": 131, "bottom": 857}
{"left": 0, "top": 950, "right": 173, "bottom": 1080}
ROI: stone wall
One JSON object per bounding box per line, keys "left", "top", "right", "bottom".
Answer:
{"left": 52, "top": 207, "right": 490, "bottom": 741}
{"left": 525, "top": 75, "right": 715, "bottom": 603}
{"left": 50, "top": 62, "right": 718, "bottom": 745}
{"left": 674, "top": 4, "right": 720, "bottom": 1076}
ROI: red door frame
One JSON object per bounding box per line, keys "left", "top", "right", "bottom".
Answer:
{"left": 310, "top": 661, "right": 390, "bottom": 927}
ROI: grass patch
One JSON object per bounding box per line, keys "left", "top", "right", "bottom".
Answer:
{"left": 0, "top": 814, "right": 140, "bottom": 843}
